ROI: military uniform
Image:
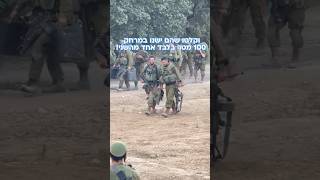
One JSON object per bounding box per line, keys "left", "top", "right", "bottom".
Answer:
{"left": 228, "top": 0, "right": 267, "bottom": 47}
{"left": 134, "top": 49, "right": 148, "bottom": 87}
{"left": 110, "top": 164, "right": 140, "bottom": 180}
{"left": 193, "top": 50, "right": 206, "bottom": 81}
{"left": 268, "top": 0, "right": 306, "bottom": 63}
{"left": 169, "top": 47, "right": 183, "bottom": 69}
{"left": 24, "top": 0, "right": 78, "bottom": 93}
{"left": 160, "top": 62, "right": 182, "bottom": 117}
{"left": 141, "top": 63, "right": 161, "bottom": 114}
{"left": 180, "top": 51, "right": 193, "bottom": 77}
{"left": 115, "top": 51, "right": 133, "bottom": 89}
{"left": 110, "top": 141, "right": 140, "bottom": 180}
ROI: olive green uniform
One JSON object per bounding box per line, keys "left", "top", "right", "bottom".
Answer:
{"left": 115, "top": 51, "right": 133, "bottom": 89}
{"left": 160, "top": 63, "right": 182, "bottom": 109}
{"left": 141, "top": 63, "right": 161, "bottom": 108}
{"left": 193, "top": 50, "right": 206, "bottom": 81}
{"left": 268, "top": 0, "right": 305, "bottom": 61}
{"left": 228, "top": 0, "right": 267, "bottom": 46}
{"left": 134, "top": 49, "right": 148, "bottom": 87}
{"left": 110, "top": 164, "right": 140, "bottom": 180}
{"left": 180, "top": 51, "right": 194, "bottom": 77}
{"left": 27, "top": 0, "right": 77, "bottom": 87}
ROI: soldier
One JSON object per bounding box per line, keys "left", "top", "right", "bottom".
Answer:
{"left": 134, "top": 47, "right": 148, "bottom": 89}
{"left": 141, "top": 56, "right": 161, "bottom": 115}
{"left": 11, "top": 0, "right": 81, "bottom": 93}
{"left": 114, "top": 50, "right": 133, "bottom": 90}
{"left": 168, "top": 44, "right": 183, "bottom": 69}
{"left": 193, "top": 49, "right": 206, "bottom": 82}
{"left": 159, "top": 56, "right": 183, "bottom": 118}
{"left": 227, "top": 0, "right": 267, "bottom": 48}
{"left": 180, "top": 50, "right": 194, "bottom": 78}
{"left": 110, "top": 141, "right": 140, "bottom": 180}
{"left": 267, "top": 0, "right": 306, "bottom": 67}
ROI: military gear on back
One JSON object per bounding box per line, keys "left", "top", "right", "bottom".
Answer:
{"left": 111, "top": 164, "right": 140, "bottom": 180}
{"left": 111, "top": 141, "right": 127, "bottom": 157}
{"left": 160, "top": 63, "right": 181, "bottom": 85}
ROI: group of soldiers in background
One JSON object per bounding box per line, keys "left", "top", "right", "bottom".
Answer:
{"left": 111, "top": 44, "right": 208, "bottom": 117}
{"left": 0, "top": 0, "right": 108, "bottom": 93}
{"left": 213, "top": 0, "right": 306, "bottom": 72}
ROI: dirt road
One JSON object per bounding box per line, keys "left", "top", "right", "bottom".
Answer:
{"left": 0, "top": 59, "right": 107, "bottom": 180}
{"left": 110, "top": 65, "right": 210, "bottom": 180}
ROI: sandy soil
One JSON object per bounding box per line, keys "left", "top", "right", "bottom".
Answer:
{"left": 213, "top": 6, "right": 320, "bottom": 180}
{"left": 0, "top": 59, "right": 107, "bottom": 180}
{"left": 110, "top": 65, "right": 210, "bottom": 180}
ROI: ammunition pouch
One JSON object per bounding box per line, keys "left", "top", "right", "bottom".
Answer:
{"left": 163, "top": 74, "right": 177, "bottom": 85}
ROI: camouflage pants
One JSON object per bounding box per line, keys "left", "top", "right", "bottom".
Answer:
{"left": 180, "top": 56, "right": 193, "bottom": 76}
{"left": 146, "top": 84, "right": 161, "bottom": 107}
{"left": 194, "top": 62, "right": 205, "bottom": 78}
{"left": 268, "top": 7, "right": 305, "bottom": 49}
{"left": 117, "top": 67, "right": 129, "bottom": 88}
{"left": 165, "top": 84, "right": 176, "bottom": 109}
{"left": 29, "top": 32, "right": 63, "bottom": 84}
{"left": 134, "top": 62, "right": 145, "bottom": 80}
{"left": 228, "top": 0, "right": 267, "bottom": 43}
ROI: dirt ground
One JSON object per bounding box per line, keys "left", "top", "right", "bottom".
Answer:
{"left": 214, "top": 6, "right": 320, "bottom": 180}
{"left": 110, "top": 65, "right": 210, "bottom": 179}
{"left": 0, "top": 59, "right": 107, "bottom": 180}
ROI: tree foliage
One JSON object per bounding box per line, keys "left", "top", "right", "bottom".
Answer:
{"left": 110, "top": 0, "right": 209, "bottom": 44}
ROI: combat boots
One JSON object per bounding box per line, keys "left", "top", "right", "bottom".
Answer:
{"left": 161, "top": 108, "right": 170, "bottom": 118}
{"left": 145, "top": 107, "right": 152, "bottom": 115}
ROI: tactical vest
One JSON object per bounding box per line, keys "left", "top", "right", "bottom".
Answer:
{"left": 161, "top": 63, "right": 177, "bottom": 84}
{"left": 144, "top": 64, "right": 159, "bottom": 82}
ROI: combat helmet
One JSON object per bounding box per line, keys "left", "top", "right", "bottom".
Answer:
{"left": 110, "top": 141, "right": 127, "bottom": 158}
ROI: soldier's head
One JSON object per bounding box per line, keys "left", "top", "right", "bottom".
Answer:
{"left": 161, "top": 56, "right": 170, "bottom": 66}
{"left": 110, "top": 141, "right": 127, "bottom": 163}
{"left": 148, "top": 56, "right": 156, "bottom": 64}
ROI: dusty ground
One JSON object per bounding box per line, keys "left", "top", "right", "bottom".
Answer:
{"left": 214, "top": 6, "right": 320, "bottom": 180}
{"left": 110, "top": 65, "right": 210, "bottom": 180}
{"left": 0, "top": 58, "right": 107, "bottom": 180}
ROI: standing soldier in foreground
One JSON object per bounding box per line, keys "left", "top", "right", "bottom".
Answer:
{"left": 141, "top": 56, "right": 161, "bottom": 115}
{"left": 193, "top": 49, "right": 206, "bottom": 82}
{"left": 110, "top": 141, "right": 140, "bottom": 180}
{"left": 160, "top": 56, "right": 183, "bottom": 118}
{"left": 134, "top": 47, "right": 148, "bottom": 89}
{"left": 268, "top": 0, "right": 306, "bottom": 68}
{"left": 114, "top": 50, "right": 133, "bottom": 90}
